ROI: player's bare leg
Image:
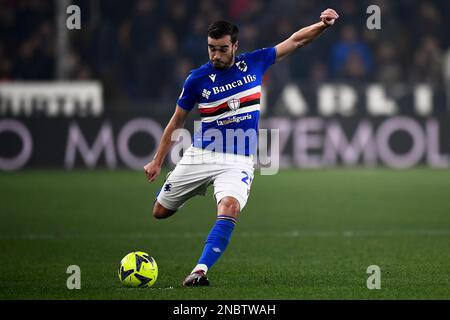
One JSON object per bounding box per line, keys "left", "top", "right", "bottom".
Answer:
{"left": 216, "top": 197, "right": 241, "bottom": 218}
{"left": 182, "top": 196, "right": 240, "bottom": 287}
{"left": 152, "top": 201, "right": 176, "bottom": 219}
{"left": 152, "top": 170, "right": 176, "bottom": 219}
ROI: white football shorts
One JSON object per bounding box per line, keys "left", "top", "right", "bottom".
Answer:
{"left": 156, "top": 146, "right": 255, "bottom": 211}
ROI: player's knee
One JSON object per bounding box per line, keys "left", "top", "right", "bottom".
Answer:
{"left": 218, "top": 197, "right": 241, "bottom": 218}
{"left": 152, "top": 207, "right": 170, "bottom": 219}
{"left": 152, "top": 209, "right": 166, "bottom": 219}
{"left": 152, "top": 202, "right": 175, "bottom": 219}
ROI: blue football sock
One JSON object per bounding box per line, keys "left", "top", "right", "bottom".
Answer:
{"left": 197, "top": 215, "right": 237, "bottom": 271}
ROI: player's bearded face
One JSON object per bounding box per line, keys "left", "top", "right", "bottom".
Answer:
{"left": 208, "top": 36, "right": 238, "bottom": 69}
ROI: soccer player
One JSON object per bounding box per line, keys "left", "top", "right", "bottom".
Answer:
{"left": 144, "top": 8, "right": 339, "bottom": 286}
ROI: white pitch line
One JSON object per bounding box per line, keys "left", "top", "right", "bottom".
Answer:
{"left": 0, "top": 229, "right": 450, "bottom": 240}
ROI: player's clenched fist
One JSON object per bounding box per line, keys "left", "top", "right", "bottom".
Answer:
{"left": 144, "top": 160, "right": 161, "bottom": 182}
{"left": 320, "top": 8, "right": 339, "bottom": 26}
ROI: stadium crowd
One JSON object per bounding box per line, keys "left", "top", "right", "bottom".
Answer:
{"left": 1, "top": 0, "right": 450, "bottom": 102}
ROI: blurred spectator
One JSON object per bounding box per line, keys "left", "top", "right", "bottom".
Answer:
{"left": 444, "top": 47, "right": 450, "bottom": 111}
{"left": 174, "top": 57, "right": 194, "bottom": 89}
{"left": 129, "top": 0, "right": 160, "bottom": 53}
{"left": 239, "top": 23, "right": 259, "bottom": 53}
{"left": 444, "top": 48, "right": 450, "bottom": 85}
{"left": 309, "top": 62, "right": 328, "bottom": 84}
{"left": 411, "top": 35, "right": 444, "bottom": 85}
{"left": 413, "top": 1, "right": 445, "bottom": 47}
{"left": 228, "top": 0, "right": 264, "bottom": 24}
{"left": 331, "top": 25, "right": 374, "bottom": 80}
{"left": 165, "top": 0, "right": 189, "bottom": 40}
{"left": 0, "top": 44, "right": 12, "bottom": 81}
{"left": 183, "top": 14, "right": 208, "bottom": 66}
{"left": 374, "top": 42, "right": 402, "bottom": 85}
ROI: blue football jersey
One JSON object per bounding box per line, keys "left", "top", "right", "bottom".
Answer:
{"left": 177, "top": 47, "right": 276, "bottom": 156}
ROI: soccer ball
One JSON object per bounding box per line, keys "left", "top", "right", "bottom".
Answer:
{"left": 118, "top": 251, "right": 158, "bottom": 288}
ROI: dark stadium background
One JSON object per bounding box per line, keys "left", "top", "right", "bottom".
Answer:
{"left": 0, "top": 0, "right": 449, "bottom": 300}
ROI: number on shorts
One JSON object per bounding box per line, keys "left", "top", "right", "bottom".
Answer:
{"left": 241, "top": 171, "right": 251, "bottom": 185}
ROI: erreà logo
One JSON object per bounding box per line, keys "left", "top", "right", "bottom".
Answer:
{"left": 236, "top": 60, "right": 247, "bottom": 72}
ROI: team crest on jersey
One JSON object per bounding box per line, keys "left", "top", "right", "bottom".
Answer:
{"left": 236, "top": 60, "right": 247, "bottom": 72}
{"left": 227, "top": 98, "right": 240, "bottom": 111}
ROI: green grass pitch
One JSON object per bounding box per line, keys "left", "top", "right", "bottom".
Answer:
{"left": 0, "top": 168, "right": 449, "bottom": 299}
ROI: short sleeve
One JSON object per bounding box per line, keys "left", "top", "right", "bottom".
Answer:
{"left": 176, "top": 73, "right": 197, "bottom": 111}
{"left": 249, "top": 47, "right": 277, "bottom": 73}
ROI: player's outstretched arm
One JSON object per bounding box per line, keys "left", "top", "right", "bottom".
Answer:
{"left": 275, "top": 8, "right": 339, "bottom": 62}
{"left": 144, "top": 105, "right": 189, "bottom": 182}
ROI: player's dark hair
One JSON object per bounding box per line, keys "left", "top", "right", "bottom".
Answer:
{"left": 207, "top": 21, "right": 239, "bottom": 44}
